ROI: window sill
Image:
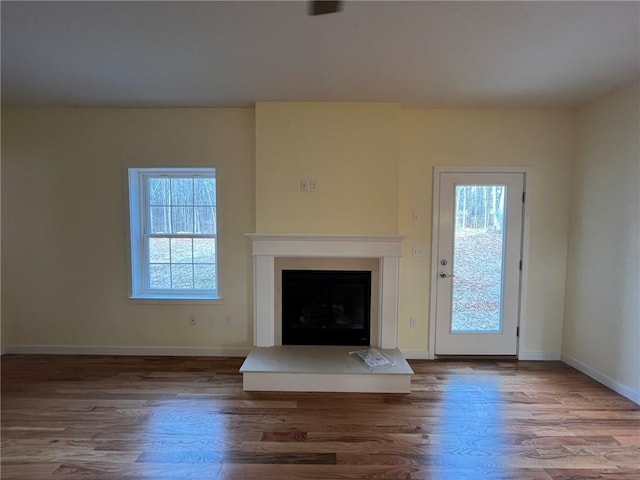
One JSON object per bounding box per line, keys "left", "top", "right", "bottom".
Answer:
{"left": 129, "top": 296, "right": 224, "bottom": 305}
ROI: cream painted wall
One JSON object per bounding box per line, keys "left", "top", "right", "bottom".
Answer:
{"left": 253, "top": 102, "right": 574, "bottom": 356}
{"left": 2, "top": 104, "right": 578, "bottom": 360}
{"left": 563, "top": 82, "right": 640, "bottom": 400}
{"left": 397, "top": 109, "right": 575, "bottom": 356}
{"left": 255, "top": 103, "right": 399, "bottom": 234}
{"left": 2, "top": 108, "right": 255, "bottom": 352}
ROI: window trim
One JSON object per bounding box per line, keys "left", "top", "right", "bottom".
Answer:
{"left": 128, "top": 167, "right": 220, "bottom": 300}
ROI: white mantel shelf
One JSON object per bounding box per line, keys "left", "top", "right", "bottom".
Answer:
{"left": 245, "top": 233, "right": 406, "bottom": 349}
{"left": 245, "top": 233, "right": 406, "bottom": 258}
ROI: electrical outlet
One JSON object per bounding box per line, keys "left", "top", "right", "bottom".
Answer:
{"left": 409, "top": 317, "right": 417, "bottom": 328}
{"left": 412, "top": 246, "right": 424, "bottom": 257}
{"left": 208, "top": 316, "right": 217, "bottom": 327}
{"left": 300, "top": 179, "right": 308, "bottom": 192}
{"left": 189, "top": 315, "right": 197, "bottom": 327}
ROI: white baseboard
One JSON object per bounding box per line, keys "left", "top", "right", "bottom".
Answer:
{"left": 402, "top": 350, "right": 431, "bottom": 360}
{"left": 2, "top": 345, "right": 251, "bottom": 357}
{"left": 562, "top": 353, "right": 639, "bottom": 405}
{"left": 518, "top": 351, "right": 561, "bottom": 361}
{"left": 403, "top": 350, "right": 561, "bottom": 361}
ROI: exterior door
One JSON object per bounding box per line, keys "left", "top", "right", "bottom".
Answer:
{"left": 434, "top": 171, "right": 524, "bottom": 355}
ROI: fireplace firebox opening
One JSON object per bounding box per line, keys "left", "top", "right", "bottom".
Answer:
{"left": 282, "top": 270, "right": 372, "bottom": 346}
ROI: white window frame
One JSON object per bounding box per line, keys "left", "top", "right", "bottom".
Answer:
{"left": 128, "top": 167, "right": 219, "bottom": 300}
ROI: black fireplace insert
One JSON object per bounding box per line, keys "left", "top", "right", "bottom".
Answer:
{"left": 282, "top": 270, "right": 371, "bottom": 346}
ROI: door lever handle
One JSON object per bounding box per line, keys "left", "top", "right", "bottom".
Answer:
{"left": 439, "top": 272, "right": 453, "bottom": 278}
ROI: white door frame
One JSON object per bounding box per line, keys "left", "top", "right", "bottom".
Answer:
{"left": 428, "top": 166, "right": 531, "bottom": 359}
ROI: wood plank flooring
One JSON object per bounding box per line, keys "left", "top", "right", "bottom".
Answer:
{"left": 1, "top": 355, "right": 638, "bottom": 479}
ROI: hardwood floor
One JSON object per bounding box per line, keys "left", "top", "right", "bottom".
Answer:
{"left": 1, "top": 355, "right": 638, "bottom": 479}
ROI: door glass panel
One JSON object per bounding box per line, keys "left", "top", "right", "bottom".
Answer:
{"left": 451, "top": 185, "right": 506, "bottom": 333}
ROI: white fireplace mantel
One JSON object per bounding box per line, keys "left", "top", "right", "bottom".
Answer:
{"left": 245, "top": 233, "right": 405, "bottom": 349}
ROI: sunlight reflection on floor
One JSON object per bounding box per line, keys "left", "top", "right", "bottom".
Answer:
{"left": 137, "top": 400, "right": 227, "bottom": 478}
{"left": 430, "top": 375, "right": 509, "bottom": 480}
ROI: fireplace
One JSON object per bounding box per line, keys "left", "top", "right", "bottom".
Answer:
{"left": 245, "top": 233, "right": 405, "bottom": 349}
{"left": 282, "top": 270, "right": 371, "bottom": 346}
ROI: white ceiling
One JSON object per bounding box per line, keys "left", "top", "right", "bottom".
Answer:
{"left": 2, "top": 1, "right": 639, "bottom": 108}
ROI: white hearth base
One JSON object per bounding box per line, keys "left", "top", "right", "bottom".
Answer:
{"left": 240, "top": 346, "right": 414, "bottom": 393}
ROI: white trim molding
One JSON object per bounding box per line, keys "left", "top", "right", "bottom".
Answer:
{"left": 246, "top": 233, "right": 405, "bottom": 349}
{"left": 2, "top": 345, "right": 251, "bottom": 357}
{"left": 562, "top": 353, "right": 640, "bottom": 405}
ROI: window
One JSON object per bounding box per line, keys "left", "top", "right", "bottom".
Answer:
{"left": 128, "top": 168, "right": 218, "bottom": 299}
